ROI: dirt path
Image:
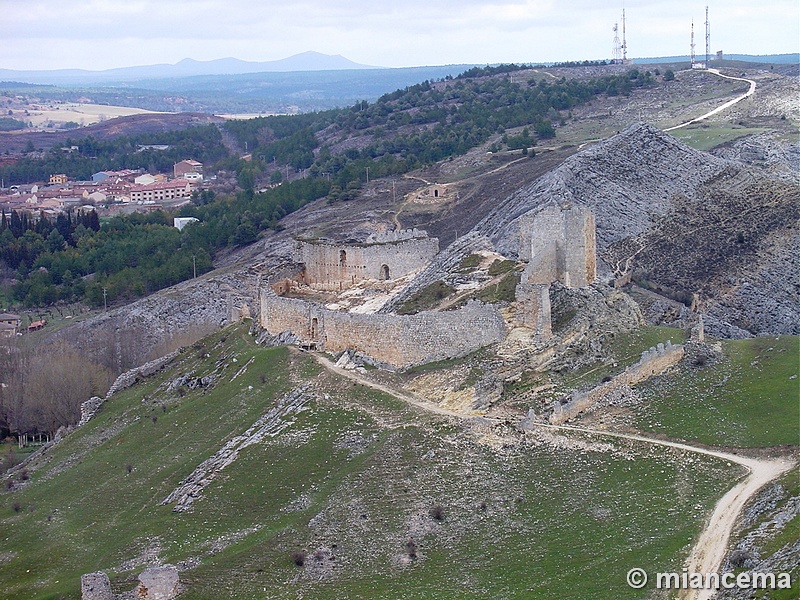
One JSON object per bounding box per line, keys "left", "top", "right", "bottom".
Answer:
{"left": 533, "top": 423, "right": 795, "bottom": 600}
{"left": 312, "top": 353, "right": 794, "bottom": 598}
{"left": 665, "top": 69, "right": 757, "bottom": 132}
{"left": 309, "top": 352, "right": 465, "bottom": 419}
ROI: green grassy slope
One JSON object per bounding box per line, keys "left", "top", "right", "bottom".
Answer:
{"left": 634, "top": 336, "right": 800, "bottom": 448}
{"left": 1, "top": 324, "right": 745, "bottom": 599}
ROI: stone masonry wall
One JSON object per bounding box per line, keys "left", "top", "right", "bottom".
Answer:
{"left": 550, "top": 340, "right": 684, "bottom": 424}
{"left": 525, "top": 204, "right": 596, "bottom": 288}
{"left": 260, "top": 292, "right": 507, "bottom": 370}
{"left": 296, "top": 237, "right": 439, "bottom": 290}
{"left": 513, "top": 282, "right": 552, "bottom": 338}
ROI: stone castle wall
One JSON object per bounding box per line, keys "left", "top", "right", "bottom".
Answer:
{"left": 515, "top": 205, "right": 597, "bottom": 338}
{"left": 513, "top": 282, "right": 552, "bottom": 338}
{"left": 550, "top": 340, "right": 684, "bottom": 424}
{"left": 296, "top": 237, "right": 439, "bottom": 290}
{"left": 260, "top": 292, "right": 506, "bottom": 370}
{"left": 525, "top": 204, "right": 596, "bottom": 288}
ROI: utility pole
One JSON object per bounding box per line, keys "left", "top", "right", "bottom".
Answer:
{"left": 103, "top": 287, "right": 107, "bottom": 311}
{"left": 193, "top": 254, "right": 197, "bottom": 279}
{"left": 365, "top": 166, "right": 370, "bottom": 184}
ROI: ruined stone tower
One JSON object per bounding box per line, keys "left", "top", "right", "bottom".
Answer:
{"left": 515, "top": 204, "right": 597, "bottom": 338}
{"left": 525, "top": 205, "right": 596, "bottom": 288}
{"left": 294, "top": 233, "right": 439, "bottom": 291}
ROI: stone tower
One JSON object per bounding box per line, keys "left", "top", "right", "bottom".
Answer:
{"left": 515, "top": 204, "right": 597, "bottom": 338}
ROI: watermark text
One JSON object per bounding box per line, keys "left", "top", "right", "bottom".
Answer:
{"left": 626, "top": 568, "right": 793, "bottom": 591}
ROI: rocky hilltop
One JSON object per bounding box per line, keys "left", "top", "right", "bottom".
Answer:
{"left": 481, "top": 123, "right": 731, "bottom": 254}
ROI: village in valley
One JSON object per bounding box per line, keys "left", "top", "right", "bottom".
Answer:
{"left": 0, "top": 158, "right": 204, "bottom": 219}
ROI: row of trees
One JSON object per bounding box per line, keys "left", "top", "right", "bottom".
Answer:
{"left": 0, "top": 340, "right": 114, "bottom": 446}
{"left": 1, "top": 209, "right": 213, "bottom": 307}
{"left": 222, "top": 68, "right": 657, "bottom": 203}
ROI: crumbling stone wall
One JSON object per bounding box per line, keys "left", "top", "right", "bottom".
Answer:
{"left": 514, "top": 205, "right": 597, "bottom": 338}
{"left": 79, "top": 349, "right": 182, "bottom": 426}
{"left": 525, "top": 204, "right": 596, "bottom": 288}
{"left": 550, "top": 341, "right": 684, "bottom": 424}
{"left": 260, "top": 292, "right": 506, "bottom": 370}
{"left": 514, "top": 282, "right": 552, "bottom": 338}
{"left": 295, "top": 235, "right": 439, "bottom": 290}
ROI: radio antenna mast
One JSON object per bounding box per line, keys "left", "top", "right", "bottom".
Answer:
{"left": 622, "top": 8, "right": 628, "bottom": 63}
{"left": 613, "top": 22, "right": 622, "bottom": 64}
{"left": 705, "top": 6, "right": 710, "bottom": 68}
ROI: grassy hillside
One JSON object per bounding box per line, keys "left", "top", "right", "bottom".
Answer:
{"left": 634, "top": 335, "right": 800, "bottom": 448}
{"left": 1, "top": 324, "right": 746, "bottom": 598}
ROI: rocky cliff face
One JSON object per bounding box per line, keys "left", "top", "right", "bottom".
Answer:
{"left": 50, "top": 271, "right": 262, "bottom": 373}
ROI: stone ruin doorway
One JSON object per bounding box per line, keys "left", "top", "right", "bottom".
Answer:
{"left": 380, "top": 264, "right": 390, "bottom": 280}
{"left": 310, "top": 317, "right": 319, "bottom": 340}
{"left": 339, "top": 250, "right": 347, "bottom": 267}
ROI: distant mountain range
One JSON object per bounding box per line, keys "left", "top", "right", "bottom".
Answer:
{"left": 0, "top": 51, "right": 379, "bottom": 86}
{"left": 2, "top": 51, "right": 796, "bottom": 88}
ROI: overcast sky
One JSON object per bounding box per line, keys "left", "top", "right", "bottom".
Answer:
{"left": 2, "top": 0, "right": 798, "bottom": 71}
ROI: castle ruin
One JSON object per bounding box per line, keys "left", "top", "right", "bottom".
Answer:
{"left": 550, "top": 341, "right": 684, "bottom": 424}
{"left": 260, "top": 292, "right": 507, "bottom": 370}
{"left": 515, "top": 205, "right": 597, "bottom": 338}
{"left": 262, "top": 206, "right": 598, "bottom": 368}
{"left": 294, "top": 231, "right": 439, "bottom": 291}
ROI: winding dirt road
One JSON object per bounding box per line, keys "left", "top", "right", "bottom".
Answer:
{"left": 664, "top": 69, "right": 757, "bottom": 132}
{"left": 535, "top": 424, "right": 795, "bottom": 600}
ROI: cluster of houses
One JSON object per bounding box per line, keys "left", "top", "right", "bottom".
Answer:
{"left": 0, "top": 160, "right": 204, "bottom": 219}
{"left": 0, "top": 313, "right": 45, "bottom": 338}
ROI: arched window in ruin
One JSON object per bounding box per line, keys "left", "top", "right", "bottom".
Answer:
{"left": 339, "top": 250, "right": 347, "bottom": 267}
{"left": 433, "top": 189, "right": 439, "bottom": 198}
{"left": 310, "top": 317, "right": 319, "bottom": 340}
{"left": 380, "top": 264, "right": 390, "bottom": 280}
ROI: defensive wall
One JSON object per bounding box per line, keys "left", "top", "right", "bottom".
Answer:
{"left": 295, "top": 235, "right": 439, "bottom": 291}
{"left": 550, "top": 340, "right": 684, "bottom": 424}
{"left": 260, "top": 291, "right": 507, "bottom": 370}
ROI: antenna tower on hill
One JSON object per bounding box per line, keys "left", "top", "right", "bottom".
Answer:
{"left": 622, "top": 8, "right": 628, "bottom": 63}
{"left": 705, "top": 6, "right": 711, "bottom": 68}
{"left": 613, "top": 22, "right": 622, "bottom": 64}
{"left": 690, "top": 20, "right": 696, "bottom": 67}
